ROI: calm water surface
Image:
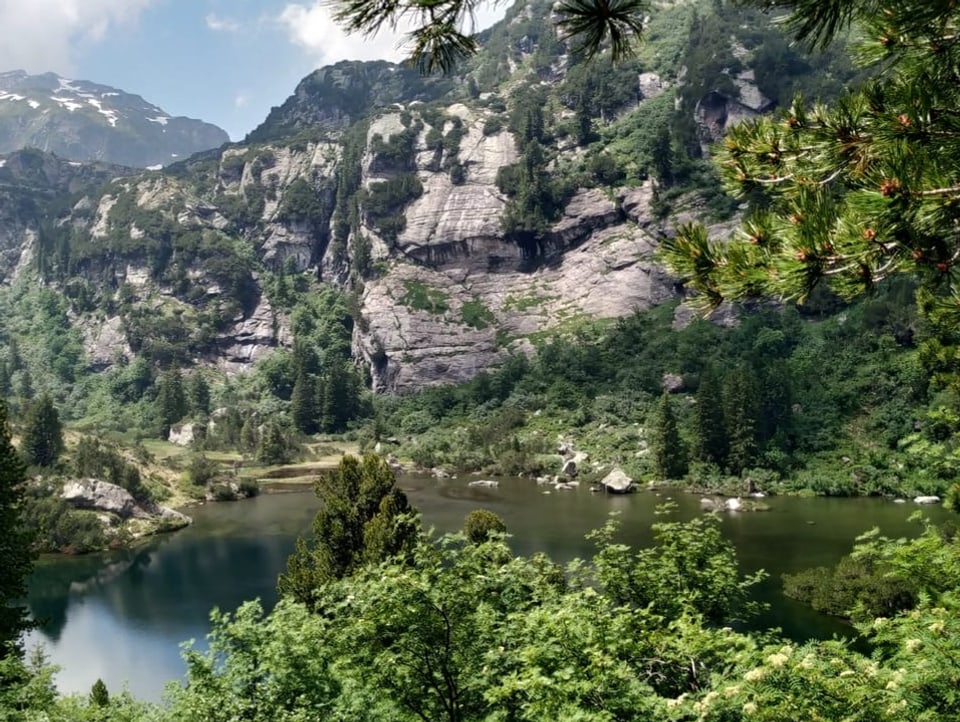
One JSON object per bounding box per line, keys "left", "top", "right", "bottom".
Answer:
{"left": 25, "top": 476, "right": 953, "bottom": 701}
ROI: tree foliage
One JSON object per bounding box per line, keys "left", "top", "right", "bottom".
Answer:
{"left": 661, "top": 0, "right": 960, "bottom": 318}
{"left": 20, "top": 394, "right": 63, "bottom": 468}
{"left": 327, "top": 0, "right": 648, "bottom": 74}
{"left": 0, "top": 401, "right": 34, "bottom": 660}
{"left": 278, "top": 454, "right": 419, "bottom": 604}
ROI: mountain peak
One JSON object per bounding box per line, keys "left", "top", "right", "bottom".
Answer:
{"left": 0, "top": 70, "right": 229, "bottom": 168}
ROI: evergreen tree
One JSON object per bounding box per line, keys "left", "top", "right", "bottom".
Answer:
{"left": 652, "top": 391, "right": 687, "bottom": 480}
{"left": 155, "top": 368, "right": 187, "bottom": 437}
{"left": 0, "top": 401, "right": 34, "bottom": 659}
{"left": 290, "top": 371, "right": 317, "bottom": 435}
{"left": 724, "top": 367, "right": 759, "bottom": 476}
{"left": 278, "top": 454, "right": 418, "bottom": 605}
{"left": 321, "top": 362, "right": 356, "bottom": 433}
{"left": 661, "top": 0, "right": 960, "bottom": 319}
{"left": 187, "top": 373, "right": 211, "bottom": 416}
{"left": 693, "top": 367, "right": 727, "bottom": 467}
{"left": 256, "top": 420, "right": 290, "bottom": 465}
{"left": 90, "top": 678, "right": 110, "bottom": 707}
{"left": 239, "top": 414, "right": 259, "bottom": 455}
{"left": 20, "top": 394, "right": 63, "bottom": 468}
{"left": 328, "top": 0, "right": 646, "bottom": 72}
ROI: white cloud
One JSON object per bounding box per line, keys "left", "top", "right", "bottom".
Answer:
{"left": 0, "top": 0, "right": 156, "bottom": 74}
{"left": 234, "top": 93, "right": 249, "bottom": 109}
{"left": 206, "top": 13, "right": 241, "bottom": 33}
{"left": 277, "top": 1, "right": 506, "bottom": 67}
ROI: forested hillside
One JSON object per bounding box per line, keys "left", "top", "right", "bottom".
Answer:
{"left": 4, "top": 0, "right": 960, "bottom": 719}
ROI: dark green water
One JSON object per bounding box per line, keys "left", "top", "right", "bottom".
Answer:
{"left": 24, "top": 476, "right": 952, "bottom": 701}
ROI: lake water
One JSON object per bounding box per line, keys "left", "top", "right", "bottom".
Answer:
{"left": 24, "top": 476, "right": 953, "bottom": 702}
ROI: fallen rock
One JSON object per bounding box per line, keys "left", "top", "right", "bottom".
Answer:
{"left": 914, "top": 495, "right": 941, "bottom": 505}
{"left": 62, "top": 479, "right": 144, "bottom": 520}
{"left": 600, "top": 468, "right": 634, "bottom": 494}
{"left": 468, "top": 479, "right": 499, "bottom": 488}
{"left": 61, "top": 479, "right": 191, "bottom": 533}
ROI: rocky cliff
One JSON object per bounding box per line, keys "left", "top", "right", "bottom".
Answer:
{"left": 0, "top": 0, "right": 855, "bottom": 393}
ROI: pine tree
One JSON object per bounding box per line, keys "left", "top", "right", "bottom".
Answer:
{"left": 278, "top": 454, "right": 418, "bottom": 605}
{"left": 0, "top": 401, "right": 34, "bottom": 659}
{"left": 290, "top": 371, "right": 317, "bottom": 435}
{"left": 239, "top": 414, "right": 259, "bottom": 455}
{"left": 256, "top": 420, "right": 290, "bottom": 465}
{"left": 20, "top": 394, "right": 63, "bottom": 468}
{"left": 693, "top": 367, "right": 727, "bottom": 467}
{"left": 155, "top": 368, "right": 187, "bottom": 437}
{"left": 187, "top": 373, "right": 211, "bottom": 416}
{"left": 661, "top": 1, "right": 960, "bottom": 318}
{"left": 724, "top": 367, "right": 759, "bottom": 476}
{"left": 90, "top": 678, "right": 110, "bottom": 707}
{"left": 652, "top": 391, "right": 687, "bottom": 480}
{"left": 328, "top": 0, "right": 646, "bottom": 72}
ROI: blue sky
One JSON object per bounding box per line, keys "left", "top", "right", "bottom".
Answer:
{"left": 0, "top": 0, "right": 507, "bottom": 141}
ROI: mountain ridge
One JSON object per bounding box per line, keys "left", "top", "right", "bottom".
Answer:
{"left": 0, "top": 70, "right": 229, "bottom": 168}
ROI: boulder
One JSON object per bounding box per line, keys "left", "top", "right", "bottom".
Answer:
{"left": 561, "top": 458, "right": 578, "bottom": 477}
{"left": 600, "top": 468, "right": 634, "bottom": 494}
{"left": 469, "top": 479, "right": 499, "bottom": 488}
{"left": 168, "top": 422, "right": 196, "bottom": 446}
{"left": 914, "top": 495, "right": 941, "bottom": 505}
{"left": 661, "top": 373, "right": 685, "bottom": 392}
{"left": 61, "top": 479, "right": 191, "bottom": 532}
{"left": 62, "top": 479, "right": 144, "bottom": 520}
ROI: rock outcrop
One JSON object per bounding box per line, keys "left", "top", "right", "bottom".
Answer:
{"left": 600, "top": 468, "right": 634, "bottom": 494}
{"left": 61, "top": 479, "right": 191, "bottom": 534}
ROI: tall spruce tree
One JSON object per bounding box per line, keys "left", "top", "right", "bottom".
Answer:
{"left": 724, "top": 367, "right": 760, "bottom": 476}
{"left": 693, "top": 367, "right": 727, "bottom": 467}
{"left": 0, "top": 401, "right": 34, "bottom": 659}
{"left": 20, "top": 394, "right": 63, "bottom": 468}
{"left": 155, "top": 368, "right": 187, "bottom": 437}
{"left": 290, "top": 371, "right": 317, "bottom": 435}
{"left": 652, "top": 391, "right": 687, "bottom": 480}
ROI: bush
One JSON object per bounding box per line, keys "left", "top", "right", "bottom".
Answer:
{"left": 189, "top": 454, "right": 218, "bottom": 486}
{"left": 463, "top": 509, "right": 507, "bottom": 544}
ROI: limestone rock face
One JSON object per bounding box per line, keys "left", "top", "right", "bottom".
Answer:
{"left": 354, "top": 171, "right": 683, "bottom": 391}
{"left": 218, "top": 292, "right": 291, "bottom": 373}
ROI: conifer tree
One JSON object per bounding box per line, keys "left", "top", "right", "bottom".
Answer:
{"left": 187, "top": 373, "right": 211, "bottom": 416}
{"left": 693, "top": 367, "right": 727, "bottom": 467}
{"left": 278, "top": 454, "right": 418, "bottom": 605}
{"left": 20, "top": 394, "right": 63, "bottom": 468}
{"left": 239, "top": 414, "right": 259, "bottom": 455}
{"left": 327, "top": 0, "right": 647, "bottom": 72}
{"left": 256, "top": 420, "right": 290, "bottom": 465}
{"left": 661, "top": 0, "right": 960, "bottom": 320}
{"left": 652, "top": 391, "right": 687, "bottom": 480}
{"left": 155, "top": 368, "right": 187, "bottom": 437}
{"left": 0, "top": 401, "right": 34, "bottom": 659}
{"left": 724, "top": 367, "right": 760, "bottom": 476}
{"left": 90, "top": 678, "right": 110, "bottom": 708}
{"left": 290, "top": 371, "right": 317, "bottom": 435}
